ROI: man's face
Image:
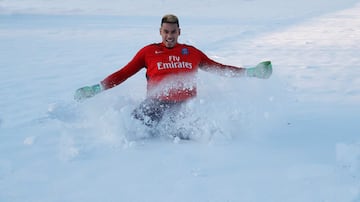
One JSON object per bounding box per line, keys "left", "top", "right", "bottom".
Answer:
{"left": 160, "top": 23, "right": 180, "bottom": 48}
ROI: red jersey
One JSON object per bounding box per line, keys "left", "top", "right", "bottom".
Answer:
{"left": 101, "top": 43, "right": 244, "bottom": 102}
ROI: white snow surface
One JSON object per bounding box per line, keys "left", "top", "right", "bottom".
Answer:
{"left": 1, "top": 0, "right": 360, "bottom": 201}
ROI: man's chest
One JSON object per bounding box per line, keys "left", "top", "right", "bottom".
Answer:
{"left": 145, "top": 47, "right": 200, "bottom": 75}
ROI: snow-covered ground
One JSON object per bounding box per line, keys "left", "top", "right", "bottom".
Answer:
{"left": 1, "top": 0, "right": 360, "bottom": 201}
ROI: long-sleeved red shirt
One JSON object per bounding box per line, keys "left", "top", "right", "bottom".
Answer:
{"left": 101, "top": 43, "right": 245, "bottom": 102}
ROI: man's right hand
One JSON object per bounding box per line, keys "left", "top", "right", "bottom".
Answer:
{"left": 74, "top": 83, "right": 103, "bottom": 102}
{"left": 246, "top": 61, "right": 272, "bottom": 79}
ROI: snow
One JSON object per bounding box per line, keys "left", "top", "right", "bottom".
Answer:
{"left": 1, "top": 0, "right": 360, "bottom": 201}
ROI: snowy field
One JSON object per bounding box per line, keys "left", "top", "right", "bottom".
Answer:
{"left": 1, "top": 0, "right": 360, "bottom": 201}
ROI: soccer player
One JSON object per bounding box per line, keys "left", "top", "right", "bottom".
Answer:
{"left": 74, "top": 14, "right": 272, "bottom": 127}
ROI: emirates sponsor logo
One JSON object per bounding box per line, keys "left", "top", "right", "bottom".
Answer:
{"left": 157, "top": 55, "right": 193, "bottom": 70}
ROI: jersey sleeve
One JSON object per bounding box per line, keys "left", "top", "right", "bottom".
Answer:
{"left": 101, "top": 46, "right": 147, "bottom": 90}
{"left": 197, "top": 48, "right": 246, "bottom": 77}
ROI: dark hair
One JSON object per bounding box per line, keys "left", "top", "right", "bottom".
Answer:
{"left": 161, "top": 14, "right": 179, "bottom": 27}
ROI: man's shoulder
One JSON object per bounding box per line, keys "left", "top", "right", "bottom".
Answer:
{"left": 136, "top": 43, "right": 161, "bottom": 55}
{"left": 143, "top": 43, "right": 162, "bottom": 49}
{"left": 179, "top": 43, "right": 197, "bottom": 49}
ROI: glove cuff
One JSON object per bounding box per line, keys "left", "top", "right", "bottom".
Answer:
{"left": 91, "top": 84, "right": 103, "bottom": 94}
{"left": 245, "top": 68, "right": 256, "bottom": 77}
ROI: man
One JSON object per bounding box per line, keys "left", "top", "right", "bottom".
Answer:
{"left": 75, "top": 14, "right": 272, "bottom": 128}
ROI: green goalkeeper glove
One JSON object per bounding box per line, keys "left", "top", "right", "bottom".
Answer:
{"left": 74, "top": 83, "right": 103, "bottom": 102}
{"left": 246, "top": 61, "right": 272, "bottom": 79}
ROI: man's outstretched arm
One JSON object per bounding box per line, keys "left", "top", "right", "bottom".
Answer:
{"left": 74, "top": 48, "right": 146, "bottom": 102}
{"left": 199, "top": 54, "right": 272, "bottom": 79}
